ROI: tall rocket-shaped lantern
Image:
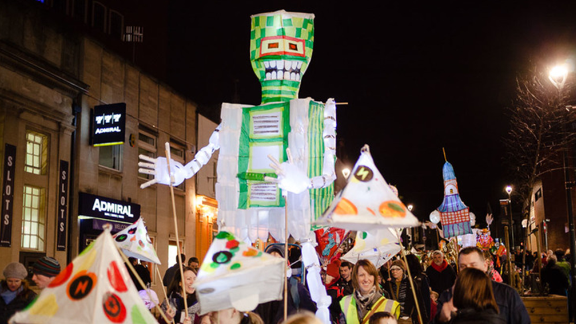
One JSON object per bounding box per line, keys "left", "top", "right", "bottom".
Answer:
{"left": 436, "top": 161, "right": 472, "bottom": 238}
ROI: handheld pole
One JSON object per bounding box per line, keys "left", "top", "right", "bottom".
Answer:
{"left": 399, "top": 235, "right": 423, "bottom": 324}
{"left": 165, "top": 143, "right": 188, "bottom": 314}
{"left": 119, "top": 250, "right": 172, "bottom": 324}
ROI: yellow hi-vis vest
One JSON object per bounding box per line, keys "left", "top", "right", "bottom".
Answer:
{"left": 339, "top": 295, "right": 400, "bottom": 324}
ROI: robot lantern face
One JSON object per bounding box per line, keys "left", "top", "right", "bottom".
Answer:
{"left": 249, "top": 11, "right": 315, "bottom": 86}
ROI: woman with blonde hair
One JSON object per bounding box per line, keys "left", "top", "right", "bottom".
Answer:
{"left": 451, "top": 268, "right": 505, "bottom": 324}
{"left": 339, "top": 259, "right": 400, "bottom": 324}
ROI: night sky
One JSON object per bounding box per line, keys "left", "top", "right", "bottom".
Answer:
{"left": 166, "top": 1, "right": 576, "bottom": 224}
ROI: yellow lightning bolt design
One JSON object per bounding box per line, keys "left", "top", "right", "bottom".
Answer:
{"left": 357, "top": 167, "right": 369, "bottom": 180}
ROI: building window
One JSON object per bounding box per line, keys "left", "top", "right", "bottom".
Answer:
{"left": 25, "top": 131, "right": 48, "bottom": 175}
{"left": 170, "top": 143, "right": 186, "bottom": 191}
{"left": 21, "top": 186, "right": 46, "bottom": 251}
{"left": 72, "top": 0, "right": 87, "bottom": 23}
{"left": 138, "top": 130, "right": 157, "bottom": 179}
{"left": 92, "top": 1, "right": 106, "bottom": 33}
{"left": 99, "top": 145, "right": 123, "bottom": 171}
{"left": 109, "top": 10, "right": 124, "bottom": 40}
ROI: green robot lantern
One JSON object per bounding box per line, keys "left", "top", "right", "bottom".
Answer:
{"left": 139, "top": 10, "right": 336, "bottom": 242}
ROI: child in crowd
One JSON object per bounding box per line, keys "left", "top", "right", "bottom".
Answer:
{"left": 429, "top": 290, "right": 439, "bottom": 322}
{"left": 369, "top": 312, "right": 398, "bottom": 324}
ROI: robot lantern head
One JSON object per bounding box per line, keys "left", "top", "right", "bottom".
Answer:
{"left": 250, "top": 10, "right": 315, "bottom": 90}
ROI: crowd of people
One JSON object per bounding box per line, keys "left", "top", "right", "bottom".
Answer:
{"left": 2, "top": 243, "right": 573, "bottom": 324}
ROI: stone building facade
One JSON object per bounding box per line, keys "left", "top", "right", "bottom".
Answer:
{"left": 0, "top": 0, "right": 200, "bottom": 297}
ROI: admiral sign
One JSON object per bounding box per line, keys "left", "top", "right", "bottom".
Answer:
{"left": 93, "top": 103, "right": 126, "bottom": 146}
{"left": 78, "top": 192, "right": 139, "bottom": 224}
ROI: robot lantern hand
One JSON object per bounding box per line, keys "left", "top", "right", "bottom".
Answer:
{"left": 265, "top": 148, "right": 310, "bottom": 194}
{"left": 138, "top": 155, "right": 186, "bottom": 189}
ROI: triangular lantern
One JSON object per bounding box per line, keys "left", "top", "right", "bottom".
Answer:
{"left": 112, "top": 217, "right": 161, "bottom": 264}
{"left": 193, "top": 231, "right": 285, "bottom": 314}
{"left": 342, "top": 228, "right": 401, "bottom": 268}
{"left": 10, "top": 228, "right": 157, "bottom": 324}
{"left": 314, "top": 145, "right": 419, "bottom": 231}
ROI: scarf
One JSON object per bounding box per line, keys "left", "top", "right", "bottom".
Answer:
{"left": 1, "top": 286, "right": 23, "bottom": 305}
{"left": 430, "top": 260, "right": 448, "bottom": 272}
{"left": 354, "top": 286, "right": 381, "bottom": 320}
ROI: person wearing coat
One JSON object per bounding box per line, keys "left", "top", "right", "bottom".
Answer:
{"left": 0, "top": 262, "right": 37, "bottom": 324}
{"left": 384, "top": 260, "right": 427, "bottom": 324}
{"left": 450, "top": 268, "right": 505, "bottom": 324}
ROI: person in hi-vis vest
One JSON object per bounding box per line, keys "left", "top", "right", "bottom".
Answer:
{"left": 339, "top": 260, "right": 400, "bottom": 324}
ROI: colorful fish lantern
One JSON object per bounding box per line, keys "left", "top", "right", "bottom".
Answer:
{"left": 10, "top": 228, "right": 157, "bottom": 324}
{"left": 193, "top": 231, "right": 285, "bottom": 314}
{"left": 314, "top": 145, "right": 419, "bottom": 231}
{"left": 436, "top": 161, "right": 472, "bottom": 238}
{"left": 112, "top": 217, "right": 160, "bottom": 264}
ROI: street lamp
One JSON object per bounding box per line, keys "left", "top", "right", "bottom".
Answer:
{"left": 407, "top": 204, "right": 414, "bottom": 212}
{"left": 342, "top": 167, "right": 351, "bottom": 179}
{"left": 505, "top": 185, "right": 514, "bottom": 250}
{"left": 549, "top": 64, "right": 576, "bottom": 321}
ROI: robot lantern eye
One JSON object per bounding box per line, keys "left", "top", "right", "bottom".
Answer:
{"left": 268, "top": 42, "right": 279, "bottom": 49}
{"left": 288, "top": 43, "right": 298, "bottom": 51}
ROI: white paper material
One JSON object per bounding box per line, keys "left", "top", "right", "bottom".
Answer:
{"left": 314, "top": 145, "right": 419, "bottom": 230}
{"left": 10, "top": 229, "right": 157, "bottom": 324}
{"left": 193, "top": 231, "right": 284, "bottom": 314}
{"left": 342, "top": 229, "right": 401, "bottom": 268}
{"left": 112, "top": 217, "right": 161, "bottom": 264}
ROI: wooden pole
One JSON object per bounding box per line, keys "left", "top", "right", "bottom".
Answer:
{"left": 119, "top": 249, "right": 173, "bottom": 324}
{"left": 155, "top": 266, "right": 170, "bottom": 307}
{"left": 442, "top": 147, "right": 447, "bottom": 162}
{"left": 399, "top": 235, "right": 423, "bottom": 324}
{"left": 283, "top": 192, "right": 289, "bottom": 323}
{"left": 165, "top": 143, "right": 188, "bottom": 315}
{"left": 504, "top": 226, "right": 515, "bottom": 288}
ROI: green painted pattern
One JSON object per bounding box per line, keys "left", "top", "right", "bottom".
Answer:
{"left": 250, "top": 11, "right": 315, "bottom": 104}
{"left": 307, "top": 101, "right": 334, "bottom": 226}
{"left": 237, "top": 102, "right": 290, "bottom": 208}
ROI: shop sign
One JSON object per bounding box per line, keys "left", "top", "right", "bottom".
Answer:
{"left": 78, "top": 192, "right": 139, "bottom": 223}
{"left": 0, "top": 144, "right": 15, "bottom": 247}
{"left": 92, "top": 103, "right": 126, "bottom": 146}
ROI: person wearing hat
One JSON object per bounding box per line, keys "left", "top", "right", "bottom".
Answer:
{"left": 31, "top": 256, "right": 61, "bottom": 290}
{"left": 0, "top": 262, "right": 37, "bottom": 324}
{"left": 384, "top": 260, "right": 427, "bottom": 324}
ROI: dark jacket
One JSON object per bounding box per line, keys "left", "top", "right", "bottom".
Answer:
{"left": 326, "top": 280, "right": 344, "bottom": 324}
{"left": 336, "top": 277, "right": 354, "bottom": 297}
{"left": 160, "top": 291, "right": 201, "bottom": 324}
{"left": 452, "top": 308, "right": 507, "bottom": 324}
{"left": 541, "top": 263, "right": 569, "bottom": 296}
{"left": 435, "top": 280, "right": 530, "bottom": 324}
{"left": 162, "top": 264, "right": 180, "bottom": 287}
{"left": 0, "top": 287, "right": 37, "bottom": 324}
{"left": 255, "top": 277, "right": 317, "bottom": 324}
{"left": 384, "top": 277, "right": 429, "bottom": 324}
{"left": 127, "top": 263, "right": 152, "bottom": 291}
{"left": 426, "top": 261, "right": 457, "bottom": 294}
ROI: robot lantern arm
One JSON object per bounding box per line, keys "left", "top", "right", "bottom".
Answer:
{"left": 309, "top": 98, "right": 337, "bottom": 189}
{"left": 138, "top": 124, "right": 221, "bottom": 189}
{"left": 182, "top": 124, "right": 221, "bottom": 178}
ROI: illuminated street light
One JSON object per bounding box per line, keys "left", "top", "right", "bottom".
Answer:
{"left": 407, "top": 204, "right": 414, "bottom": 212}
{"left": 505, "top": 186, "right": 514, "bottom": 249}
{"left": 549, "top": 65, "right": 576, "bottom": 321}
{"left": 342, "top": 168, "right": 351, "bottom": 179}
